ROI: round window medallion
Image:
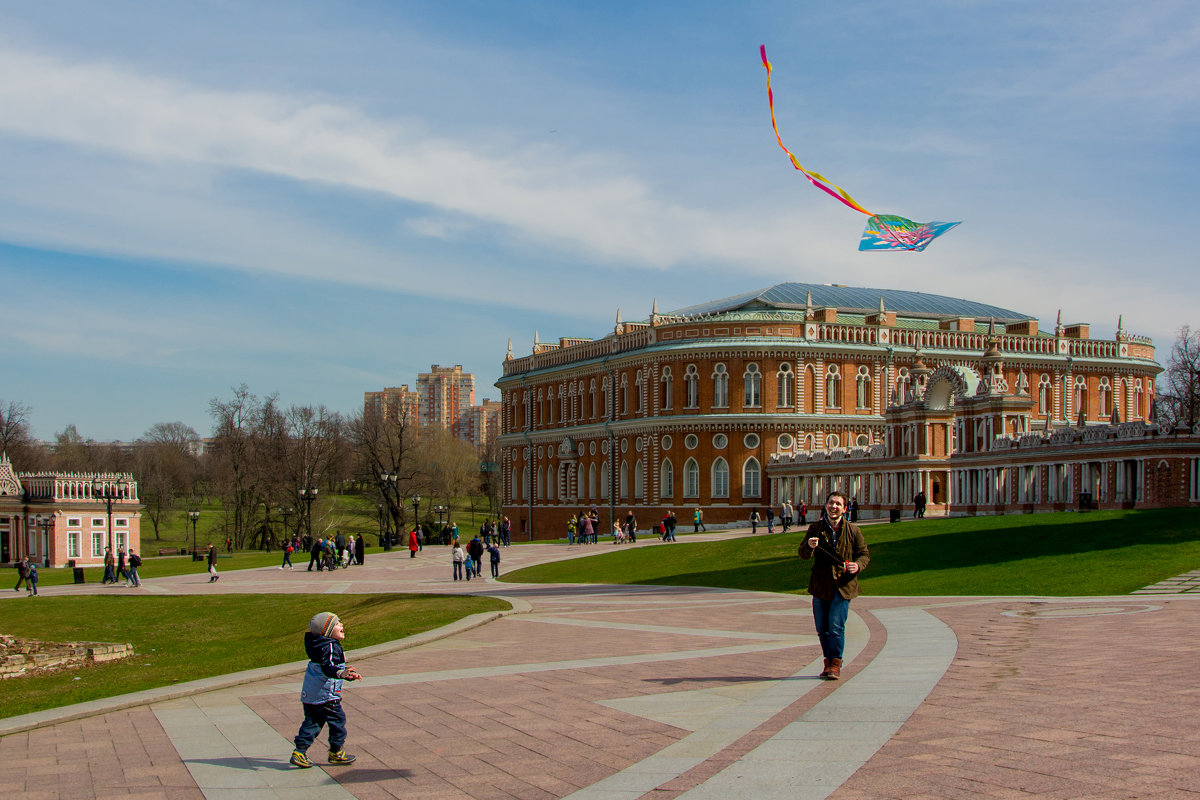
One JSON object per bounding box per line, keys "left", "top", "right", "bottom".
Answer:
{"left": 661, "top": 435, "right": 673, "bottom": 449}
{"left": 685, "top": 434, "right": 699, "bottom": 450}
{"left": 712, "top": 433, "right": 727, "bottom": 449}
{"left": 744, "top": 433, "right": 760, "bottom": 449}
{"left": 620, "top": 439, "right": 629, "bottom": 453}
{"left": 778, "top": 433, "right": 794, "bottom": 449}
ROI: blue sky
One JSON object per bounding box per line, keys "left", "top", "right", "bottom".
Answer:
{"left": 0, "top": 0, "right": 1196, "bottom": 441}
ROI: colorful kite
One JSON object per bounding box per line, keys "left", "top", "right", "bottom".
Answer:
{"left": 760, "top": 45, "right": 960, "bottom": 252}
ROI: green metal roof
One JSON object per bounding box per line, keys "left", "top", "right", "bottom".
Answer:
{"left": 669, "top": 282, "right": 1031, "bottom": 323}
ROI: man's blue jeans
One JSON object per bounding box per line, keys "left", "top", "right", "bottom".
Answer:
{"left": 811, "top": 592, "right": 851, "bottom": 660}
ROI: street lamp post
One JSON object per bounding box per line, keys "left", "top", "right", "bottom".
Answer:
{"left": 298, "top": 486, "right": 319, "bottom": 544}
{"left": 188, "top": 507, "right": 201, "bottom": 561}
{"left": 411, "top": 495, "right": 421, "bottom": 538}
{"left": 280, "top": 507, "right": 292, "bottom": 544}
{"left": 378, "top": 472, "right": 397, "bottom": 550}
{"left": 92, "top": 477, "right": 130, "bottom": 558}
{"left": 377, "top": 503, "right": 385, "bottom": 547}
{"left": 434, "top": 505, "right": 447, "bottom": 528}
{"left": 34, "top": 514, "right": 53, "bottom": 568}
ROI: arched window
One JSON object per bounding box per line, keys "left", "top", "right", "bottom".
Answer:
{"left": 855, "top": 366, "right": 871, "bottom": 410}
{"left": 1074, "top": 375, "right": 1089, "bottom": 420}
{"left": 777, "top": 363, "right": 793, "bottom": 407}
{"left": 826, "top": 433, "right": 840, "bottom": 449}
{"left": 804, "top": 365, "right": 817, "bottom": 412}
{"left": 634, "top": 459, "right": 644, "bottom": 499}
{"left": 684, "top": 458, "right": 700, "bottom": 498}
{"left": 712, "top": 363, "right": 729, "bottom": 408}
{"left": 1038, "top": 374, "right": 1052, "bottom": 415}
{"left": 803, "top": 433, "right": 815, "bottom": 451}
{"left": 577, "top": 465, "right": 585, "bottom": 499}
{"left": 588, "top": 463, "right": 597, "bottom": 500}
{"left": 619, "top": 460, "right": 629, "bottom": 499}
{"left": 1135, "top": 379, "right": 1144, "bottom": 420}
{"left": 895, "top": 367, "right": 910, "bottom": 404}
{"left": 743, "top": 363, "right": 761, "bottom": 407}
{"left": 589, "top": 380, "right": 597, "bottom": 419}
{"left": 634, "top": 373, "right": 644, "bottom": 414}
{"left": 742, "top": 457, "right": 761, "bottom": 498}
{"left": 711, "top": 457, "right": 729, "bottom": 498}
{"left": 600, "top": 461, "right": 610, "bottom": 499}
{"left": 560, "top": 385, "right": 567, "bottom": 422}
{"left": 825, "top": 365, "right": 842, "bottom": 409}
{"left": 660, "top": 459, "right": 674, "bottom": 498}
{"left": 620, "top": 374, "right": 629, "bottom": 417}
{"left": 684, "top": 364, "right": 699, "bottom": 408}
{"left": 536, "top": 466, "right": 544, "bottom": 500}
{"left": 1099, "top": 377, "right": 1112, "bottom": 419}
{"left": 661, "top": 366, "right": 674, "bottom": 410}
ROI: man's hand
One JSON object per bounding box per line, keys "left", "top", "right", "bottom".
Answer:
{"left": 844, "top": 562, "right": 859, "bottom": 574}
{"left": 806, "top": 537, "right": 819, "bottom": 549}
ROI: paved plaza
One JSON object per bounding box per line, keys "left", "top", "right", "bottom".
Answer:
{"left": 2, "top": 529, "right": 1198, "bottom": 799}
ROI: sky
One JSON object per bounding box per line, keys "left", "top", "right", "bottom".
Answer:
{"left": 0, "top": 0, "right": 1196, "bottom": 442}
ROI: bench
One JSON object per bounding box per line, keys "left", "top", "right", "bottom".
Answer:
{"left": 158, "top": 547, "right": 182, "bottom": 556}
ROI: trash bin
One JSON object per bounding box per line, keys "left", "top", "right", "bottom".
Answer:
{"left": 1078, "top": 492, "right": 1094, "bottom": 512}
{"left": 73, "top": 567, "right": 85, "bottom": 584}
{"left": 889, "top": 509, "right": 901, "bottom": 523}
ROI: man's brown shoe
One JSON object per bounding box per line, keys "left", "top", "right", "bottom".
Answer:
{"left": 827, "top": 658, "right": 842, "bottom": 680}
{"left": 819, "top": 657, "right": 831, "bottom": 679}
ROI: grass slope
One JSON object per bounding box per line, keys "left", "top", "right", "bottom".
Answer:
{"left": 503, "top": 509, "right": 1200, "bottom": 596}
{"left": 5, "top": 593, "right": 508, "bottom": 719}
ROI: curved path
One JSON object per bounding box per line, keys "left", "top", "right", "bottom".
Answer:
{"left": 3, "top": 530, "right": 1199, "bottom": 799}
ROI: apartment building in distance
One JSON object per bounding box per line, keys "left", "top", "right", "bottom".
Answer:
{"left": 364, "top": 385, "right": 420, "bottom": 425}
{"left": 418, "top": 365, "right": 475, "bottom": 438}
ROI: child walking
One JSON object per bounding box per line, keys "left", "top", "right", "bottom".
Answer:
{"left": 290, "top": 612, "right": 362, "bottom": 768}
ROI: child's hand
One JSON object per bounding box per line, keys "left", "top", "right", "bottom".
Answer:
{"left": 342, "top": 667, "right": 362, "bottom": 681}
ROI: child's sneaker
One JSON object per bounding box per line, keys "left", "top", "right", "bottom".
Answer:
{"left": 290, "top": 750, "right": 313, "bottom": 768}
{"left": 328, "top": 749, "right": 357, "bottom": 765}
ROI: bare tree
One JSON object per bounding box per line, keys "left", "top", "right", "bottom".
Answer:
{"left": 207, "top": 386, "right": 280, "bottom": 548}
{"left": 273, "top": 405, "right": 345, "bottom": 548}
{"left": 136, "top": 422, "right": 201, "bottom": 540}
{"left": 1159, "top": 325, "right": 1200, "bottom": 430}
{"left": 349, "top": 405, "right": 422, "bottom": 542}
{"left": 0, "top": 399, "right": 43, "bottom": 468}
{"left": 53, "top": 423, "right": 93, "bottom": 473}
{"left": 419, "top": 427, "right": 480, "bottom": 523}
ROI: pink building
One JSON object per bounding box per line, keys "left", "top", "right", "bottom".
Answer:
{"left": 0, "top": 454, "right": 142, "bottom": 568}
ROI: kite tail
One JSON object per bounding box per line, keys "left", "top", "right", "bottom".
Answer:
{"left": 760, "top": 45, "right": 873, "bottom": 217}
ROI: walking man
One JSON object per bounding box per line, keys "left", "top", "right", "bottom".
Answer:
{"left": 798, "top": 491, "right": 869, "bottom": 680}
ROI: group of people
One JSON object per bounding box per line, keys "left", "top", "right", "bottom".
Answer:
{"left": 566, "top": 509, "right": 602, "bottom": 544}
{"left": 450, "top": 534, "right": 501, "bottom": 580}
{"left": 303, "top": 532, "right": 365, "bottom": 572}
{"left": 101, "top": 546, "right": 143, "bottom": 587}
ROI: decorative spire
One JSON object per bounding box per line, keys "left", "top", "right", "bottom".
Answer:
{"left": 506, "top": 338, "right": 513, "bottom": 361}
{"left": 615, "top": 308, "right": 622, "bottom": 325}
{"left": 879, "top": 296, "right": 885, "bottom": 313}
{"left": 652, "top": 298, "right": 659, "bottom": 315}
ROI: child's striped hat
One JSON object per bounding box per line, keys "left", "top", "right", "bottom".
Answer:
{"left": 309, "top": 612, "right": 341, "bottom": 637}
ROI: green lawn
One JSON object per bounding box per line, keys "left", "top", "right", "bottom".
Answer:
{"left": 5, "top": 593, "right": 509, "bottom": 719}
{"left": 503, "top": 508, "right": 1200, "bottom": 596}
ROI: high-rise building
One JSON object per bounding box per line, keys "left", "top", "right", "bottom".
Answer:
{"left": 418, "top": 365, "right": 475, "bottom": 436}
{"left": 465, "top": 399, "right": 502, "bottom": 448}
{"left": 364, "top": 385, "right": 419, "bottom": 425}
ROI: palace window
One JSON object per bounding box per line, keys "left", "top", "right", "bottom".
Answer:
{"left": 711, "top": 458, "right": 730, "bottom": 498}
{"left": 712, "top": 363, "right": 729, "bottom": 408}
{"left": 684, "top": 365, "right": 699, "bottom": 408}
{"left": 1038, "top": 374, "right": 1051, "bottom": 415}
{"left": 1074, "top": 376, "right": 1089, "bottom": 420}
{"left": 661, "top": 366, "right": 674, "bottom": 410}
{"left": 826, "top": 365, "right": 842, "bottom": 409}
{"left": 1098, "top": 377, "right": 1112, "bottom": 419}
{"left": 744, "top": 363, "right": 761, "bottom": 407}
{"left": 777, "top": 363, "right": 793, "bottom": 407}
{"left": 855, "top": 366, "right": 872, "bottom": 410}
{"left": 68, "top": 532, "right": 81, "bottom": 559}
{"left": 634, "top": 459, "right": 644, "bottom": 499}
{"left": 684, "top": 458, "right": 700, "bottom": 498}
{"left": 742, "top": 457, "right": 761, "bottom": 498}
{"left": 660, "top": 459, "right": 674, "bottom": 498}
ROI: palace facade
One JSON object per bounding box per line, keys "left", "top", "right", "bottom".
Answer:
{"left": 0, "top": 454, "right": 142, "bottom": 568}
{"left": 495, "top": 283, "right": 1166, "bottom": 537}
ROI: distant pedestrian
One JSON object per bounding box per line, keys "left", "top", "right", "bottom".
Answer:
{"left": 14, "top": 557, "right": 29, "bottom": 592}
{"left": 128, "top": 550, "right": 142, "bottom": 587}
{"left": 913, "top": 491, "right": 927, "bottom": 519}
{"left": 290, "top": 612, "right": 361, "bottom": 769}
{"left": 500, "top": 517, "right": 511, "bottom": 546}
{"left": 282, "top": 541, "right": 295, "bottom": 569}
{"left": 102, "top": 547, "right": 116, "bottom": 584}
{"left": 26, "top": 560, "right": 38, "bottom": 596}
{"left": 624, "top": 510, "right": 638, "bottom": 543}
{"left": 667, "top": 510, "right": 677, "bottom": 541}
{"left": 355, "top": 534, "right": 365, "bottom": 565}
{"left": 308, "top": 538, "right": 324, "bottom": 571}
{"left": 463, "top": 552, "right": 475, "bottom": 581}
{"left": 693, "top": 506, "right": 705, "bottom": 532}
{"left": 750, "top": 509, "right": 761, "bottom": 534}
{"left": 452, "top": 543, "right": 465, "bottom": 581}
{"left": 487, "top": 542, "right": 501, "bottom": 578}
{"left": 118, "top": 548, "right": 130, "bottom": 586}
{"left": 765, "top": 507, "right": 775, "bottom": 533}
{"left": 468, "top": 536, "right": 484, "bottom": 578}
{"left": 409, "top": 528, "right": 419, "bottom": 558}
{"left": 207, "top": 543, "right": 220, "bottom": 582}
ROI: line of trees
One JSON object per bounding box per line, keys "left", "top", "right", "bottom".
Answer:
{"left": 0, "top": 384, "right": 501, "bottom": 548}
